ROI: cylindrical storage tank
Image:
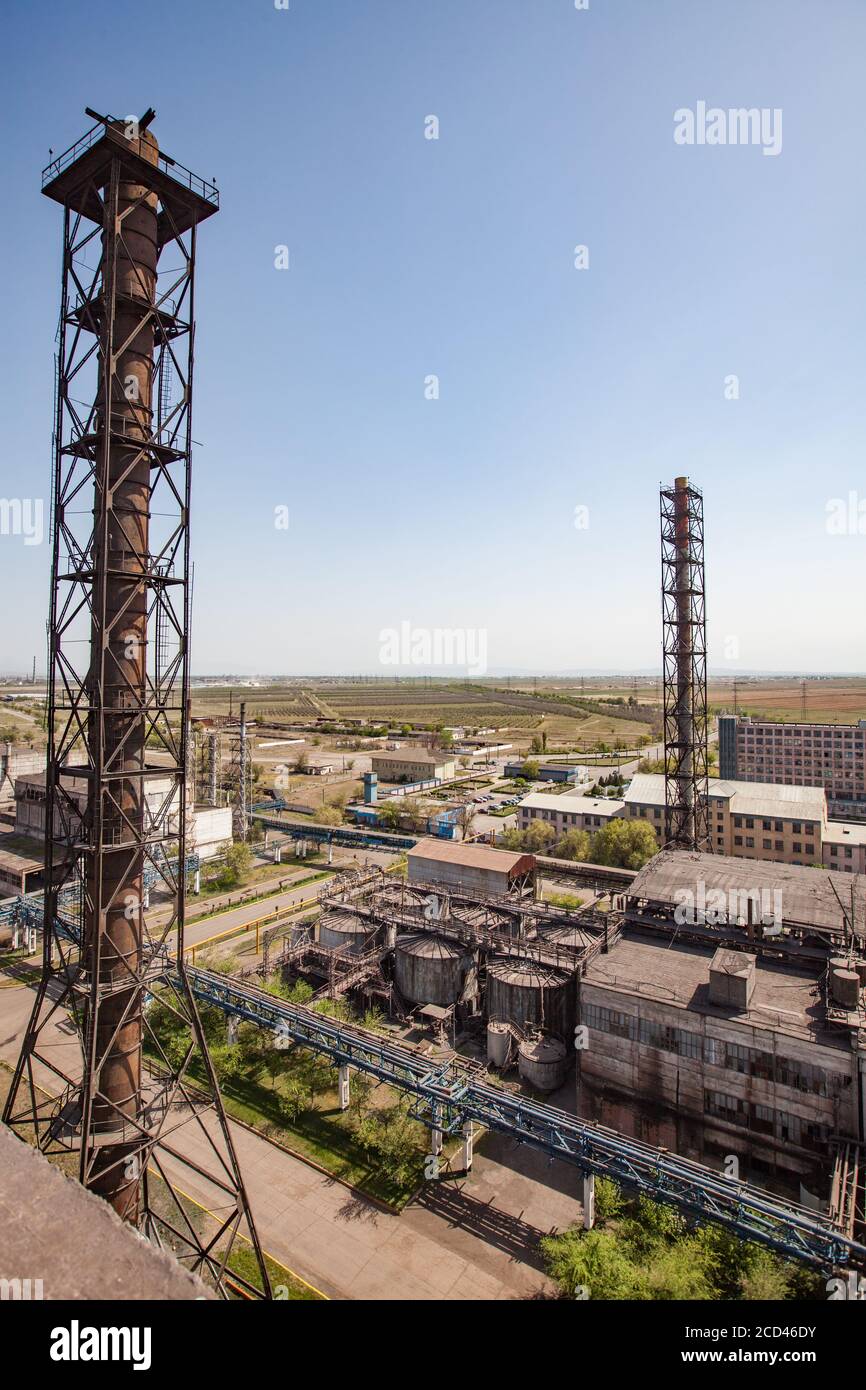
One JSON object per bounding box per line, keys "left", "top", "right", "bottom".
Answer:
{"left": 394, "top": 933, "right": 468, "bottom": 1006}
{"left": 854, "top": 959, "right": 866, "bottom": 987}
{"left": 539, "top": 924, "right": 594, "bottom": 952}
{"left": 486, "top": 1021, "right": 511, "bottom": 1067}
{"left": 317, "top": 910, "right": 373, "bottom": 954}
{"left": 487, "top": 959, "right": 575, "bottom": 1038}
{"left": 518, "top": 1035, "right": 568, "bottom": 1092}
{"left": 830, "top": 964, "right": 860, "bottom": 1009}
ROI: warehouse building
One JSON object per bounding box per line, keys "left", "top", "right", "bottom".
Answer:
{"left": 370, "top": 748, "right": 456, "bottom": 783}
{"left": 407, "top": 840, "right": 536, "bottom": 897}
{"left": 504, "top": 761, "right": 580, "bottom": 784}
{"left": 719, "top": 714, "right": 866, "bottom": 821}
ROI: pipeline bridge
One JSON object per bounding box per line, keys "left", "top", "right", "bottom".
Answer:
{"left": 188, "top": 964, "right": 866, "bottom": 1273}
{"left": 0, "top": 852, "right": 201, "bottom": 932}
{"left": 252, "top": 810, "right": 417, "bottom": 853}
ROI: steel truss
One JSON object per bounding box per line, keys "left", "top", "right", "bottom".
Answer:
{"left": 660, "top": 477, "right": 710, "bottom": 849}
{"left": 189, "top": 966, "right": 866, "bottom": 1272}
{"left": 2, "top": 114, "right": 268, "bottom": 1298}
{"left": 228, "top": 703, "right": 251, "bottom": 838}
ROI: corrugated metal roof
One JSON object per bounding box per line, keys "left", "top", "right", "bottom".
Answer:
{"left": 625, "top": 772, "right": 826, "bottom": 822}
{"left": 371, "top": 748, "right": 448, "bottom": 766}
{"left": 627, "top": 849, "right": 865, "bottom": 936}
{"left": 519, "top": 793, "right": 624, "bottom": 815}
{"left": 407, "top": 840, "right": 534, "bottom": 872}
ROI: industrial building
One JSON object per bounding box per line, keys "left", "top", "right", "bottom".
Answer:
{"left": 407, "top": 839, "right": 537, "bottom": 897}
{"left": 12, "top": 771, "right": 231, "bottom": 861}
{"left": 370, "top": 748, "right": 457, "bottom": 783}
{"left": 504, "top": 761, "right": 581, "bottom": 783}
{"left": 719, "top": 714, "right": 866, "bottom": 821}
{"left": 576, "top": 850, "right": 866, "bottom": 1187}
{"left": 0, "top": 740, "right": 45, "bottom": 808}
{"left": 608, "top": 770, "right": 863, "bottom": 871}
{"left": 514, "top": 771, "right": 866, "bottom": 870}
{"left": 272, "top": 842, "right": 866, "bottom": 1203}
{"left": 0, "top": 836, "right": 47, "bottom": 898}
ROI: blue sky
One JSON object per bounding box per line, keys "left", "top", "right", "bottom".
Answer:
{"left": 2, "top": 0, "right": 865, "bottom": 676}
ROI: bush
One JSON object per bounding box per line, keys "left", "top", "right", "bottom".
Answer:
{"left": 541, "top": 1180, "right": 819, "bottom": 1302}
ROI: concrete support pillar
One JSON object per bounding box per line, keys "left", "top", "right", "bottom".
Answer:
{"left": 274, "top": 845, "right": 282, "bottom": 864}
{"left": 142, "top": 889, "right": 150, "bottom": 910}
{"left": 338, "top": 1064, "right": 350, "bottom": 1111}
{"left": 26, "top": 926, "right": 36, "bottom": 956}
{"left": 582, "top": 1173, "right": 596, "bottom": 1230}
{"left": 385, "top": 923, "right": 397, "bottom": 951}
{"left": 327, "top": 841, "right": 333, "bottom": 865}
{"left": 12, "top": 925, "right": 19, "bottom": 950}
{"left": 431, "top": 1103, "right": 443, "bottom": 1157}
{"left": 193, "top": 869, "right": 201, "bottom": 894}
{"left": 227, "top": 1014, "right": 240, "bottom": 1046}
{"left": 461, "top": 1120, "right": 474, "bottom": 1172}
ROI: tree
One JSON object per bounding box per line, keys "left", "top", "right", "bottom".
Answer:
{"left": 221, "top": 840, "right": 252, "bottom": 887}
{"left": 554, "top": 828, "right": 591, "bottom": 862}
{"left": 401, "top": 798, "right": 426, "bottom": 833}
{"left": 541, "top": 1228, "right": 641, "bottom": 1300}
{"left": 457, "top": 804, "right": 477, "bottom": 841}
{"left": 590, "top": 818, "right": 658, "bottom": 870}
{"left": 521, "top": 820, "right": 557, "bottom": 854}
{"left": 499, "top": 827, "right": 525, "bottom": 852}
{"left": 377, "top": 802, "right": 401, "bottom": 832}
{"left": 522, "top": 759, "right": 540, "bottom": 780}
{"left": 294, "top": 750, "right": 309, "bottom": 772}
{"left": 315, "top": 805, "right": 343, "bottom": 827}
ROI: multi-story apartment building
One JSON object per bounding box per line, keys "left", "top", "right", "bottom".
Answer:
{"left": 718, "top": 714, "right": 866, "bottom": 821}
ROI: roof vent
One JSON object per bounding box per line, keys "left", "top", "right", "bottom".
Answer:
{"left": 708, "top": 948, "right": 756, "bottom": 1011}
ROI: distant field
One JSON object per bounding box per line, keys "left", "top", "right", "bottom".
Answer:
{"left": 705, "top": 678, "right": 866, "bottom": 724}
{"left": 510, "top": 676, "right": 866, "bottom": 726}
{"left": 189, "top": 682, "right": 652, "bottom": 751}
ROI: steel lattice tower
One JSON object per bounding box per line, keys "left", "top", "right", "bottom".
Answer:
{"left": 229, "top": 702, "right": 251, "bottom": 839}
{"left": 660, "top": 477, "right": 710, "bottom": 850}
{"left": 2, "top": 110, "right": 270, "bottom": 1297}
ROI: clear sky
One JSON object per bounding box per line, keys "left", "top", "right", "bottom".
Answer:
{"left": 2, "top": 0, "right": 865, "bottom": 676}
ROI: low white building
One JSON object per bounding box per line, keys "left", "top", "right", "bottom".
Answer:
{"left": 188, "top": 806, "right": 233, "bottom": 861}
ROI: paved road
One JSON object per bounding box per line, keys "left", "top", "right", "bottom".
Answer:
{"left": 0, "top": 977, "right": 574, "bottom": 1300}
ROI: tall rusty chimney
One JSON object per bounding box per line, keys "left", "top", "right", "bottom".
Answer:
{"left": 86, "top": 122, "right": 160, "bottom": 1213}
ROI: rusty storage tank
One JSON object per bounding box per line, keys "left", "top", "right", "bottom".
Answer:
{"left": 829, "top": 958, "right": 860, "bottom": 1009}
{"left": 394, "top": 933, "right": 468, "bottom": 1006}
{"left": 487, "top": 959, "right": 575, "bottom": 1038}
{"left": 538, "top": 923, "right": 594, "bottom": 953}
{"left": 518, "top": 1035, "right": 568, "bottom": 1092}
{"left": 317, "top": 910, "right": 373, "bottom": 954}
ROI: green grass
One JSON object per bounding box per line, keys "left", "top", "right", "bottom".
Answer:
{"left": 215, "top": 1070, "right": 427, "bottom": 1207}
{"left": 225, "top": 1242, "right": 325, "bottom": 1301}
